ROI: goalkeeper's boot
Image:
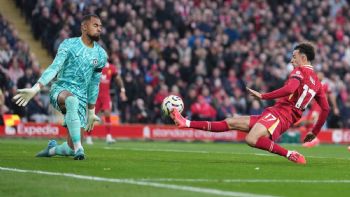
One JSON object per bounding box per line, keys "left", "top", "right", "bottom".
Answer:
{"left": 287, "top": 151, "right": 306, "bottom": 164}
{"left": 170, "top": 108, "right": 187, "bottom": 128}
{"left": 74, "top": 148, "right": 85, "bottom": 160}
{"left": 302, "top": 138, "right": 320, "bottom": 148}
{"left": 36, "top": 140, "right": 57, "bottom": 157}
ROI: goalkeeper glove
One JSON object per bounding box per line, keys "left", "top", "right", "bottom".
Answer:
{"left": 13, "top": 83, "right": 40, "bottom": 107}
{"left": 86, "top": 108, "right": 100, "bottom": 132}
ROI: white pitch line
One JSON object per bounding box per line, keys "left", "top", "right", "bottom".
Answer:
{"left": 0, "top": 167, "right": 277, "bottom": 197}
{"left": 103, "top": 147, "right": 271, "bottom": 156}
{"left": 104, "top": 147, "right": 350, "bottom": 160}
{"left": 133, "top": 178, "right": 350, "bottom": 184}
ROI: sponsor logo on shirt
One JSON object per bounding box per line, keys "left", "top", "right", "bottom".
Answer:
{"left": 92, "top": 59, "right": 98, "bottom": 66}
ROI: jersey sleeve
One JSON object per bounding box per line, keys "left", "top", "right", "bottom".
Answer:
{"left": 38, "top": 40, "right": 69, "bottom": 86}
{"left": 261, "top": 67, "right": 303, "bottom": 100}
{"left": 311, "top": 87, "right": 330, "bottom": 136}
{"left": 261, "top": 78, "right": 300, "bottom": 99}
{"left": 87, "top": 48, "right": 107, "bottom": 105}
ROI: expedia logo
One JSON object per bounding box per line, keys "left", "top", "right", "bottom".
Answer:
{"left": 17, "top": 125, "right": 59, "bottom": 136}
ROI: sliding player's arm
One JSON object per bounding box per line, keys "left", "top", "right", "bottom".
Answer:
{"left": 247, "top": 77, "right": 301, "bottom": 100}
{"left": 13, "top": 40, "right": 68, "bottom": 106}
{"left": 261, "top": 78, "right": 301, "bottom": 100}
{"left": 303, "top": 88, "right": 330, "bottom": 142}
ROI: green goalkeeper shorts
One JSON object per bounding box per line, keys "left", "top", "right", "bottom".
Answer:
{"left": 49, "top": 85, "right": 87, "bottom": 129}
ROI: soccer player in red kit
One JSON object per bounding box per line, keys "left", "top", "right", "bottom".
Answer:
{"left": 170, "top": 42, "right": 330, "bottom": 164}
{"left": 86, "top": 61, "right": 127, "bottom": 144}
{"left": 302, "top": 72, "right": 339, "bottom": 147}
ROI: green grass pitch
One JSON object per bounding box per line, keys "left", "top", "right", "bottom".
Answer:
{"left": 1, "top": 138, "right": 350, "bottom": 197}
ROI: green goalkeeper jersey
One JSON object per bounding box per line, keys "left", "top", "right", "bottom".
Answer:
{"left": 38, "top": 37, "right": 107, "bottom": 104}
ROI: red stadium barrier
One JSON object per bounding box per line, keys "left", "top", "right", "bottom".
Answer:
{"left": 0, "top": 123, "right": 350, "bottom": 144}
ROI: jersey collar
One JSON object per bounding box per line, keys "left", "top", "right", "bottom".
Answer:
{"left": 300, "top": 65, "right": 313, "bottom": 70}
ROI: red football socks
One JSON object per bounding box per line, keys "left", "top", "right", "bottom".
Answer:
{"left": 190, "top": 121, "right": 229, "bottom": 132}
{"left": 255, "top": 137, "right": 288, "bottom": 157}
{"left": 105, "top": 116, "right": 111, "bottom": 134}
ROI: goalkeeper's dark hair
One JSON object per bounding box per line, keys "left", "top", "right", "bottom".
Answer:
{"left": 81, "top": 14, "right": 100, "bottom": 23}
{"left": 294, "top": 42, "right": 315, "bottom": 62}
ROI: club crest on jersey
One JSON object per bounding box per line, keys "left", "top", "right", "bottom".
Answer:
{"left": 92, "top": 59, "right": 98, "bottom": 66}
{"left": 291, "top": 70, "right": 303, "bottom": 79}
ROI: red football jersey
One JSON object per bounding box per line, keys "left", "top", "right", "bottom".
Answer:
{"left": 306, "top": 81, "right": 330, "bottom": 117}
{"left": 274, "top": 66, "right": 325, "bottom": 118}
{"left": 261, "top": 65, "right": 329, "bottom": 135}
{"left": 98, "top": 63, "right": 117, "bottom": 97}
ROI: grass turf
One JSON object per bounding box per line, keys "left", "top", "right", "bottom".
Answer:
{"left": 0, "top": 138, "right": 350, "bottom": 197}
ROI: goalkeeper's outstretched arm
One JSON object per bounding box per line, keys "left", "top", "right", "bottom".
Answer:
{"left": 13, "top": 40, "right": 68, "bottom": 107}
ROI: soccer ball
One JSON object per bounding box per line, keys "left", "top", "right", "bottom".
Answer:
{"left": 161, "top": 95, "right": 184, "bottom": 116}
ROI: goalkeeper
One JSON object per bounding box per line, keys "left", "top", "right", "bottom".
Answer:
{"left": 13, "top": 14, "right": 107, "bottom": 160}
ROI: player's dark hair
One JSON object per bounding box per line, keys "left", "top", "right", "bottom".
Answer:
{"left": 81, "top": 14, "right": 100, "bottom": 23}
{"left": 294, "top": 42, "right": 315, "bottom": 62}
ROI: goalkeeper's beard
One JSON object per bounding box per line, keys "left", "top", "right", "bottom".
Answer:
{"left": 88, "top": 34, "right": 100, "bottom": 42}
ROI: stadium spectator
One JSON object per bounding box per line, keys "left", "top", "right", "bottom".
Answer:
{"left": 0, "top": 88, "right": 8, "bottom": 125}
{"left": 0, "top": 14, "right": 36, "bottom": 121}
{"left": 216, "top": 96, "right": 236, "bottom": 120}
{"left": 249, "top": 100, "right": 263, "bottom": 115}
{"left": 27, "top": 94, "right": 49, "bottom": 123}
{"left": 131, "top": 98, "right": 151, "bottom": 123}
{"left": 341, "top": 97, "right": 350, "bottom": 128}
{"left": 190, "top": 95, "right": 217, "bottom": 121}
{"left": 17, "top": 67, "right": 37, "bottom": 89}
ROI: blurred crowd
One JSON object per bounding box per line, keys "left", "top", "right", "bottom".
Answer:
{"left": 0, "top": 13, "right": 51, "bottom": 125}
{"left": 0, "top": 0, "right": 348, "bottom": 128}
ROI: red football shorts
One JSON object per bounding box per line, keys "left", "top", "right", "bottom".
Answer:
{"left": 95, "top": 96, "right": 112, "bottom": 114}
{"left": 249, "top": 107, "right": 294, "bottom": 141}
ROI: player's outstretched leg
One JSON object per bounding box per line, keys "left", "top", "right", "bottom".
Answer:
{"left": 170, "top": 109, "right": 230, "bottom": 132}
{"left": 246, "top": 124, "right": 306, "bottom": 165}
{"left": 36, "top": 140, "right": 57, "bottom": 157}
{"left": 65, "top": 96, "right": 85, "bottom": 160}
{"left": 251, "top": 136, "right": 306, "bottom": 164}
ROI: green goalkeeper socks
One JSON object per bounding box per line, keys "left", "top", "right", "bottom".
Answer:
{"left": 65, "top": 96, "right": 81, "bottom": 144}
{"left": 65, "top": 96, "right": 84, "bottom": 152}
{"left": 53, "top": 142, "right": 74, "bottom": 156}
